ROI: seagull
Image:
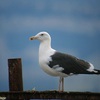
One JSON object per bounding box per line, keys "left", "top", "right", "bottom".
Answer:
{"left": 29, "top": 31, "right": 100, "bottom": 92}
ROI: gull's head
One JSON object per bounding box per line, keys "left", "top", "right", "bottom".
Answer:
{"left": 29, "top": 31, "right": 51, "bottom": 42}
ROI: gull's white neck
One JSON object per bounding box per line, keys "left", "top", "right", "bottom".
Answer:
{"left": 39, "top": 40, "right": 51, "bottom": 55}
{"left": 39, "top": 39, "right": 56, "bottom": 58}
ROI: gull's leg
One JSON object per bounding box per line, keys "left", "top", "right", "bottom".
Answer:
{"left": 59, "top": 77, "right": 64, "bottom": 92}
{"left": 61, "top": 77, "right": 64, "bottom": 92}
{"left": 59, "top": 77, "right": 62, "bottom": 91}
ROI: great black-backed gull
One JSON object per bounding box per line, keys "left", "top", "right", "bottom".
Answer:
{"left": 29, "top": 31, "right": 100, "bottom": 91}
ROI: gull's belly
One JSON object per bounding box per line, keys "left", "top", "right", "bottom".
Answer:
{"left": 39, "top": 62, "right": 68, "bottom": 77}
{"left": 39, "top": 53, "right": 68, "bottom": 77}
{"left": 40, "top": 63, "right": 59, "bottom": 76}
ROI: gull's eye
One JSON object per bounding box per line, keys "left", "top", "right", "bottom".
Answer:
{"left": 41, "top": 34, "right": 44, "bottom": 36}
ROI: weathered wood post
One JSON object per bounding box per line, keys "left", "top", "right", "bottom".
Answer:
{"left": 8, "top": 58, "right": 23, "bottom": 91}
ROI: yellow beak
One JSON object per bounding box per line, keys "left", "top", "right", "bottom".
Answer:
{"left": 29, "top": 36, "right": 37, "bottom": 40}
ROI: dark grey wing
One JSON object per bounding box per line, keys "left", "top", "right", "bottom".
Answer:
{"left": 48, "top": 52, "right": 93, "bottom": 75}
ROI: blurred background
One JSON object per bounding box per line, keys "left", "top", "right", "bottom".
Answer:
{"left": 0, "top": 0, "right": 100, "bottom": 92}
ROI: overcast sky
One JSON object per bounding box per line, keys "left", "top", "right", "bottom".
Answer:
{"left": 0, "top": 0, "right": 100, "bottom": 92}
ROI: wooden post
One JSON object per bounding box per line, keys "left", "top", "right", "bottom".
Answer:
{"left": 8, "top": 58, "right": 23, "bottom": 91}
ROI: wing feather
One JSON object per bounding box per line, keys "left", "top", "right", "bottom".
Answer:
{"left": 48, "top": 52, "right": 91, "bottom": 74}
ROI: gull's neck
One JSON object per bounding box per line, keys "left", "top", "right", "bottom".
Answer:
{"left": 39, "top": 40, "right": 55, "bottom": 57}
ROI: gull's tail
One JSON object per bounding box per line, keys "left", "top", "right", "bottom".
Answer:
{"left": 94, "top": 69, "right": 100, "bottom": 74}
